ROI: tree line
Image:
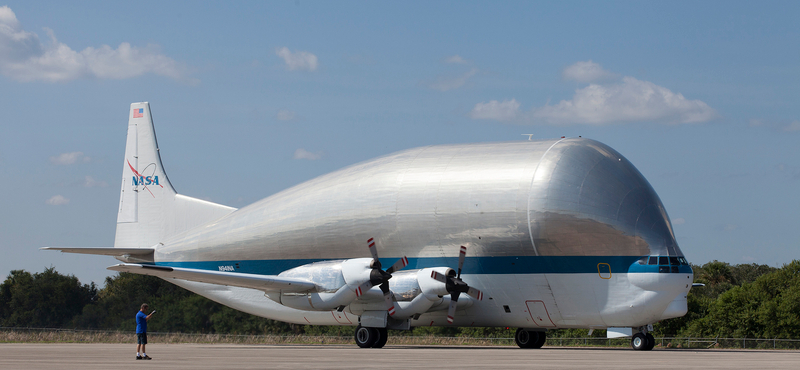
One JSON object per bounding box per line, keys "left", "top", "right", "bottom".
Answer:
{"left": 1, "top": 260, "right": 798, "bottom": 338}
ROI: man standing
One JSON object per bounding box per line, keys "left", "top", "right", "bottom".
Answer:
{"left": 136, "top": 303, "right": 155, "bottom": 360}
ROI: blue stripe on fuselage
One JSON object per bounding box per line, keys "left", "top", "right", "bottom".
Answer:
{"left": 152, "top": 256, "right": 692, "bottom": 275}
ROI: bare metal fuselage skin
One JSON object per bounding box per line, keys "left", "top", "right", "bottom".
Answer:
{"left": 154, "top": 138, "right": 692, "bottom": 329}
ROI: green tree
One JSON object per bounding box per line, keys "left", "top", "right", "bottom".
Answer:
{"left": 684, "top": 260, "right": 800, "bottom": 338}
{"left": 73, "top": 272, "right": 296, "bottom": 334}
{"left": 0, "top": 268, "right": 97, "bottom": 328}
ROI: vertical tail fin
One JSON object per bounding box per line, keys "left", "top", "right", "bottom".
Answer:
{"left": 115, "top": 102, "right": 236, "bottom": 248}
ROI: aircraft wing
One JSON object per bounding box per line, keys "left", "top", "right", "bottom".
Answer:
{"left": 107, "top": 263, "right": 316, "bottom": 293}
{"left": 41, "top": 247, "right": 155, "bottom": 257}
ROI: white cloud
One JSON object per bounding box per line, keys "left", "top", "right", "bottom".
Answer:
{"left": 723, "top": 224, "right": 739, "bottom": 231}
{"left": 444, "top": 55, "right": 468, "bottom": 64}
{"left": 50, "top": 151, "right": 89, "bottom": 165}
{"left": 293, "top": 148, "right": 322, "bottom": 160}
{"left": 531, "top": 77, "right": 719, "bottom": 125}
{"left": 429, "top": 68, "right": 478, "bottom": 91}
{"left": 783, "top": 120, "right": 800, "bottom": 132}
{"left": 83, "top": 176, "right": 108, "bottom": 188}
{"left": 0, "top": 6, "right": 193, "bottom": 83}
{"left": 276, "top": 109, "right": 296, "bottom": 121}
{"left": 748, "top": 118, "right": 800, "bottom": 132}
{"left": 276, "top": 47, "right": 318, "bottom": 71}
{"left": 672, "top": 218, "right": 685, "bottom": 225}
{"left": 469, "top": 99, "right": 520, "bottom": 121}
{"left": 562, "top": 60, "right": 616, "bottom": 83}
{"left": 471, "top": 61, "right": 718, "bottom": 126}
{"left": 46, "top": 195, "right": 69, "bottom": 205}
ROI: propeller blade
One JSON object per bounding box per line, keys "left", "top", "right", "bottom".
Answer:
{"left": 430, "top": 270, "right": 448, "bottom": 284}
{"left": 457, "top": 245, "right": 467, "bottom": 278}
{"left": 446, "top": 292, "right": 460, "bottom": 324}
{"left": 385, "top": 256, "right": 409, "bottom": 274}
{"left": 354, "top": 281, "right": 373, "bottom": 298}
{"left": 466, "top": 286, "right": 484, "bottom": 301}
{"left": 379, "top": 283, "right": 396, "bottom": 315}
{"left": 367, "top": 238, "right": 379, "bottom": 262}
{"left": 387, "top": 301, "right": 396, "bottom": 316}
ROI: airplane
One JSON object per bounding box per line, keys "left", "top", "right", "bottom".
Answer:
{"left": 45, "top": 102, "right": 695, "bottom": 351}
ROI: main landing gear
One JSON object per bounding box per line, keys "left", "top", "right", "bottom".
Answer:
{"left": 355, "top": 325, "right": 388, "bottom": 348}
{"left": 514, "top": 328, "right": 546, "bottom": 348}
{"left": 631, "top": 332, "right": 655, "bottom": 351}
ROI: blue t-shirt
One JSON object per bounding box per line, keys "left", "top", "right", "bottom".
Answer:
{"left": 136, "top": 311, "right": 147, "bottom": 333}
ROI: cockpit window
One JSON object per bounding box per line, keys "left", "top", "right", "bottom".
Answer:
{"left": 642, "top": 255, "right": 690, "bottom": 272}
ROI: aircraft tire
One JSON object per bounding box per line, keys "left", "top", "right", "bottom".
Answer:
{"left": 355, "top": 325, "right": 378, "bottom": 348}
{"left": 631, "top": 333, "right": 648, "bottom": 350}
{"left": 514, "top": 328, "right": 543, "bottom": 349}
{"left": 532, "top": 331, "right": 546, "bottom": 348}
{"left": 372, "top": 328, "right": 388, "bottom": 348}
{"left": 644, "top": 333, "right": 655, "bottom": 350}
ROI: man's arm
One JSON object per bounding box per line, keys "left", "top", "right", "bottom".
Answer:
{"left": 146, "top": 310, "right": 155, "bottom": 321}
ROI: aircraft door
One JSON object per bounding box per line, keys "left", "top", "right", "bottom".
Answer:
{"left": 525, "top": 300, "right": 556, "bottom": 327}
{"left": 332, "top": 310, "right": 353, "bottom": 325}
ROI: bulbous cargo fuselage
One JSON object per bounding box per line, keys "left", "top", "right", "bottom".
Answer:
{"left": 157, "top": 137, "right": 691, "bottom": 329}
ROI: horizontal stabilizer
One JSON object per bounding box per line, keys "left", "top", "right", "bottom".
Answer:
{"left": 41, "top": 247, "right": 154, "bottom": 257}
{"left": 107, "top": 263, "right": 316, "bottom": 293}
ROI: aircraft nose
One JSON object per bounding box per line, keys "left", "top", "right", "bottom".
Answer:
{"left": 528, "top": 138, "right": 682, "bottom": 257}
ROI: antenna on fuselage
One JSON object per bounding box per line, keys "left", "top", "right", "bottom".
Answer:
{"left": 522, "top": 134, "right": 534, "bottom": 141}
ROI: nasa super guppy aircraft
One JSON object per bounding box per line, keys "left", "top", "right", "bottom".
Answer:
{"left": 46, "top": 102, "right": 695, "bottom": 350}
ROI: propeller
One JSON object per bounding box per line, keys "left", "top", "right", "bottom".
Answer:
{"left": 430, "top": 245, "right": 484, "bottom": 324}
{"left": 354, "top": 237, "right": 409, "bottom": 316}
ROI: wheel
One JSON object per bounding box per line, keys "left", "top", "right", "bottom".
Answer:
{"left": 644, "top": 333, "right": 655, "bottom": 350}
{"left": 355, "top": 325, "right": 378, "bottom": 348}
{"left": 515, "top": 328, "right": 535, "bottom": 348}
{"left": 372, "top": 328, "right": 388, "bottom": 348}
{"left": 631, "top": 333, "right": 648, "bottom": 350}
{"left": 515, "top": 329, "right": 544, "bottom": 349}
{"left": 532, "top": 331, "right": 546, "bottom": 348}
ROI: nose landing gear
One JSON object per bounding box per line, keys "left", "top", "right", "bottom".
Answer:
{"left": 631, "top": 331, "right": 655, "bottom": 351}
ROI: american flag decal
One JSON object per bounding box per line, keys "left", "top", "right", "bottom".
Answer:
{"left": 133, "top": 108, "right": 144, "bottom": 118}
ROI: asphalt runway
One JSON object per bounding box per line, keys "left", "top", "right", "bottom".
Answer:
{"left": 1, "top": 343, "right": 798, "bottom": 369}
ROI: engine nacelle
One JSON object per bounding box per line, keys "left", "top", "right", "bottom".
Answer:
{"left": 268, "top": 258, "right": 374, "bottom": 311}
{"left": 266, "top": 259, "right": 459, "bottom": 315}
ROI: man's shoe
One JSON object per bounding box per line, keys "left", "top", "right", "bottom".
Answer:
{"left": 143, "top": 355, "right": 152, "bottom": 360}
{"left": 136, "top": 356, "right": 142, "bottom": 360}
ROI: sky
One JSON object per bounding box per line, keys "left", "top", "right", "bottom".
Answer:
{"left": 1, "top": 1, "right": 798, "bottom": 286}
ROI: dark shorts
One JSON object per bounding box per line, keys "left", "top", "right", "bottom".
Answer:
{"left": 137, "top": 333, "right": 147, "bottom": 345}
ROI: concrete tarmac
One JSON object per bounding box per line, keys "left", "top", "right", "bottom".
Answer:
{"left": 1, "top": 343, "right": 798, "bottom": 370}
